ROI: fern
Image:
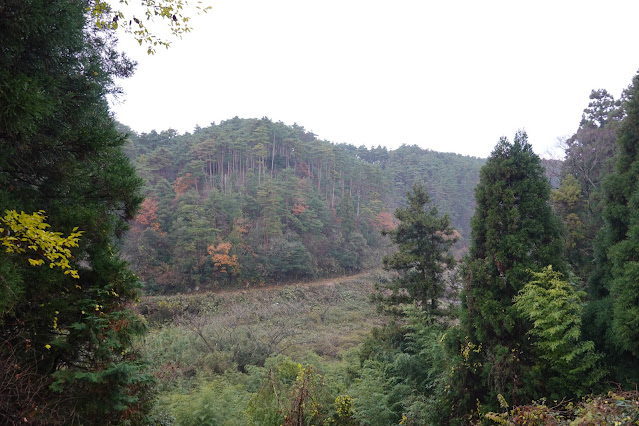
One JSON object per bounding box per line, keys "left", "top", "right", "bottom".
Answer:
{"left": 514, "top": 266, "right": 605, "bottom": 398}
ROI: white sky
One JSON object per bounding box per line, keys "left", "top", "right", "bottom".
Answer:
{"left": 110, "top": 0, "right": 639, "bottom": 159}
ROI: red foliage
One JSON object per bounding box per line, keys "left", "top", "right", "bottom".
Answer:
{"left": 291, "top": 201, "right": 308, "bottom": 216}
{"left": 436, "top": 229, "right": 461, "bottom": 241}
{"left": 371, "top": 210, "right": 396, "bottom": 231}
{"left": 296, "top": 162, "right": 312, "bottom": 179}
{"left": 173, "top": 173, "right": 197, "bottom": 197}
{"left": 135, "top": 198, "right": 162, "bottom": 233}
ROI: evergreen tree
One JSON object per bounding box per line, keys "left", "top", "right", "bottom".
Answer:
{"left": 0, "top": 1, "right": 147, "bottom": 423}
{"left": 458, "top": 131, "right": 565, "bottom": 410}
{"left": 551, "top": 174, "right": 590, "bottom": 281}
{"left": 587, "top": 72, "right": 639, "bottom": 383}
{"left": 558, "top": 89, "right": 623, "bottom": 283}
{"left": 381, "top": 182, "right": 458, "bottom": 314}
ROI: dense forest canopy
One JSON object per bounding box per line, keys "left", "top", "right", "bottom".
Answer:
{"left": 119, "top": 117, "right": 484, "bottom": 292}
{"left": 3, "top": 1, "right": 639, "bottom": 424}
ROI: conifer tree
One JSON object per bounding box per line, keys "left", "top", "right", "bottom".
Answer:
{"left": 557, "top": 89, "right": 624, "bottom": 284}
{"left": 0, "top": 1, "right": 147, "bottom": 423}
{"left": 551, "top": 174, "right": 589, "bottom": 280}
{"left": 587, "top": 72, "right": 639, "bottom": 382}
{"left": 459, "top": 131, "right": 565, "bottom": 408}
{"left": 381, "top": 182, "right": 457, "bottom": 314}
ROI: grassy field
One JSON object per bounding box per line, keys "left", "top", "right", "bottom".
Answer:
{"left": 134, "top": 272, "right": 391, "bottom": 423}
{"left": 133, "top": 272, "right": 639, "bottom": 426}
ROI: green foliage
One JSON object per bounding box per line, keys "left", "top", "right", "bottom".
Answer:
{"left": 551, "top": 175, "right": 591, "bottom": 281}
{"left": 329, "top": 395, "right": 358, "bottom": 425}
{"left": 381, "top": 182, "right": 458, "bottom": 314}
{"left": 459, "top": 131, "right": 565, "bottom": 411}
{"left": 121, "top": 118, "right": 483, "bottom": 292}
{"left": 587, "top": 72, "right": 639, "bottom": 383}
{"left": 513, "top": 267, "right": 604, "bottom": 398}
{"left": 137, "top": 276, "right": 384, "bottom": 421}
{"left": 266, "top": 233, "right": 314, "bottom": 280}
{"left": 558, "top": 89, "right": 623, "bottom": 284}
{"left": 0, "top": 1, "right": 148, "bottom": 422}
{"left": 349, "top": 360, "right": 399, "bottom": 426}
{"left": 351, "top": 308, "right": 451, "bottom": 426}
{"left": 160, "top": 375, "right": 251, "bottom": 425}
{"left": 385, "top": 145, "right": 485, "bottom": 244}
{"left": 90, "top": 0, "right": 212, "bottom": 54}
{"left": 246, "top": 356, "right": 333, "bottom": 425}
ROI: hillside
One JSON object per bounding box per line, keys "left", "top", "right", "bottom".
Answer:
{"left": 119, "top": 117, "right": 484, "bottom": 293}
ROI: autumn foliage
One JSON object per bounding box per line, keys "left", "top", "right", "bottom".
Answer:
{"left": 370, "top": 210, "right": 395, "bottom": 232}
{"left": 207, "top": 242, "right": 239, "bottom": 274}
{"left": 173, "top": 173, "right": 197, "bottom": 197}
{"left": 291, "top": 201, "right": 308, "bottom": 216}
{"left": 135, "top": 198, "right": 162, "bottom": 232}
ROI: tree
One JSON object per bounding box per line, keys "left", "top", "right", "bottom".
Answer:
{"left": 333, "top": 192, "right": 367, "bottom": 272}
{"left": 208, "top": 241, "right": 239, "bottom": 275}
{"left": 118, "top": 117, "right": 484, "bottom": 291}
{"left": 458, "top": 131, "right": 565, "bottom": 409}
{"left": 257, "top": 178, "right": 284, "bottom": 245}
{"left": 0, "top": 1, "right": 148, "bottom": 422}
{"left": 556, "top": 89, "right": 623, "bottom": 283}
{"left": 0, "top": 211, "right": 83, "bottom": 277}
{"left": 587, "top": 72, "right": 639, "bottom": 383}
{"left": 266, "top": 234, "right": 313, "bottom": 281}
{"left": 89, "top": 0, "right": 211, "bottom": 54}
{"left": 381, "top": 182, "right": 458, "bottom": 314}
{"left": 171, "top": 190, "right": 217, "bottom": 285}
{"left": 551, "top": 175, "right": 590, "bottom": 281}
{"left": 580, "top": 89, "right": 623, "bottom": 129}
{"left": 563, "top": 90, "right": 622, "bottom": 209}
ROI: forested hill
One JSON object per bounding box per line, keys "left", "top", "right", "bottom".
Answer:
{"left": 119, "top": 117, "right": 484, "bottom": 293}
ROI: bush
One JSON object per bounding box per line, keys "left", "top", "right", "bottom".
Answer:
{"left": 158, "top": 375, "right": 252, "bottom": 425}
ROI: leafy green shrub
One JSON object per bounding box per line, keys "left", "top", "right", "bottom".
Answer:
{"left": 158, "top": 375, "right": 252, "bottom": 425}
{"left": 246, "top": 355, "right": 335, "bottom": 426}
{"left": 514, "top": 266, "right": 605, "bottom": 398}
{"left": 350, "top": 308, "right": 451, "bottom": 425}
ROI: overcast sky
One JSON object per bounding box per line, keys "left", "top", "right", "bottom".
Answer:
{"left": 110, "top": 0, "right": 639, "bottom": 159}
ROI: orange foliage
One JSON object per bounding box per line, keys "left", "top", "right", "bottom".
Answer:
{"left": 291, "top": 201, "right": 308, "bottom": 216}
{"left": 173, "top": 173, "right": 197, "bottom": 197}
{"left": 371, "top": 210, "right": 396, "bottom": 231}
{"left": 207, "top": 241, "right": 239, "bottom": 274}
{"left": 292, "top": 180, "right": 310, "bottom": 215}
{"left": 436, "top": 229, "right": 461, "bottom": 241}
{"left": 135, "top": 198, "right": 162, "bottom": 232}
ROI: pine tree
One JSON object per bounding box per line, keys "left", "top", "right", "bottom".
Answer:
{"left": 381, "top": 182, "right": 458, "bottom": 314}
{"left": 458, "top": 131, "right": 565, "bottom": 409}
{"left": 0, "top": 1, "right": 148, "bottom": 423}
{"left": 558, "top": 89, "right": 623, "bottom": 284}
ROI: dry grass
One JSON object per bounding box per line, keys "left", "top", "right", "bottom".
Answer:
{"left": 136, "top": 272, "right": 389, "bottom": 389}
